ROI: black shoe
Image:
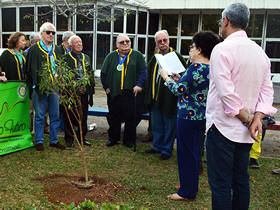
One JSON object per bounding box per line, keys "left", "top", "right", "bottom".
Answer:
{"left": 145, "top": 148, "right": 160, "bottom": 154}
{"left": 123, "top": 142, "right": 134, "bottom": 148}
{"left": 50, "top": 142, "right": 66, "bottom": 150}
{"left": 35, "top": 143, "right": 44, "bottom": 151}
{"left": 65, "top": 139, "right": 74, "bottom": 147}
{"left": 249, "top": 158, "right": 260, "bottom": 169}
{"left": 106, "top": 140, "right": 117, "bottom": 147}
{"left": 66, "top": 143, "right": 75, "bottom": 148}
{"left": 159, "top": 154, "right": 171, "bottom": 160}
{"left": 83, "top": 141, "right": 91, "bottom": 146}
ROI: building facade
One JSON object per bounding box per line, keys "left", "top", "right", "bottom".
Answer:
{"left": 0, "top": 0, "right": 280, "bottom": 82}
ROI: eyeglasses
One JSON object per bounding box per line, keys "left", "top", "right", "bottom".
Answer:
{"left": 156, "top": 38, "right": 168, "bottom": 44}
{"left": 119, "top": 40, "right": 130, "bottom": 45}
{"left": 217, "top": 18, "right": 225, "bottom": 27}
{"left": 45, "top": 30, "right": 56, "bottom": 35}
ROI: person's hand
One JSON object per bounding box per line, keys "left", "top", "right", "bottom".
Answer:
{"left": 105, "top": 88, "right": 110, "bottom": 95}
{"left": 0, "top": 72, "right": 7, "bottom": 82}
{"left": 0, "top": 75, "right": 7, "bottom": 82}
{"left": 158, "top": 68, "right": 168, "bottom": 79}
{"left": 171, "top": 73, "right": 181, "bottom": 82}
{"left": 249, "top": 112, "right": 264, "bottom": 142}
{"left": 133, "top": 86, "right": 142, "bottom": 96}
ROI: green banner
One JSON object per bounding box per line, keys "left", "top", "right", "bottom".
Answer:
{"left": 0, "top": 81, "right": 33, "bottom": 155}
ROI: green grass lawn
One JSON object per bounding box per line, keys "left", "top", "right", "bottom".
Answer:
{"left": 0, "top": 137, "right": 279, "bottom": 209}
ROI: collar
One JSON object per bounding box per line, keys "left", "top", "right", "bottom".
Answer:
{"left": 225, "top": 30, "right": 247, "bottom": 40}
{"left": 71, "top": 51, "right": 82, "bottom": 59}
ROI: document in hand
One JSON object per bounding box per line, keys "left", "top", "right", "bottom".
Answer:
{"left": 154, "top": 52, "right": 186, "bottom": 75}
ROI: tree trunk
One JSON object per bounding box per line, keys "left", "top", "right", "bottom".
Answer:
{"left": 78, "top": 120, "right": 89, "bottom": 183}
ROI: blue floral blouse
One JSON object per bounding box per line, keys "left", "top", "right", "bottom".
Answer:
{"left": 166, "top": 63, "right": 209, "bottom": 120}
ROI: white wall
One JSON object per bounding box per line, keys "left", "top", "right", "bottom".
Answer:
{"left": 146, "top": 0, "right": 280, "bottom": 9}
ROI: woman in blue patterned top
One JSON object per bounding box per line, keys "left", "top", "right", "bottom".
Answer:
{"left": 159, "top": 31, "right": 221, "bottom": 201}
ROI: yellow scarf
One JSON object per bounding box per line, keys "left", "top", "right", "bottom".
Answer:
{"left": 152, "top": 47, "right": 173, "bottom": 100}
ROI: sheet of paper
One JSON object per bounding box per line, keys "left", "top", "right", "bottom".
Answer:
{"left": 155, "top": 51, "right": 186, "bottom": 75}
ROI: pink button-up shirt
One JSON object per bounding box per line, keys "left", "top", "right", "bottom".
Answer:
{"left": 206, "top": 30, "right": 277, "bottom": 144}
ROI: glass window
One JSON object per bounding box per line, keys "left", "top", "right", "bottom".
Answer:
{"left": 57, "top": 11, "right": 71, "bottom": 31}
{"left": 138, "top": 38, "right": 146, "bottom": 54}
{"left": 181, "top": 39, "right": 192, "bottom": 55}
{"left": 56, "top": 35, "right": 63, "bottom": 45}
{"left": 20, "top": 7, "right": 34, "bottom": 32}
{"left": 267, "top": 14, "right": 280, "bottom": 38}
{"left": 181, "top": 14, "right": 199, "bottom": 36}
{"left": 148, "top": 37, "right": 156, "bottom": 61}
{"left": 77, "top": 34, "right": 93, "bottom": 60}
{"left": 2, "top": 8, "right": 16, "bottom": 32}
{"left": 254, "top": 40, "right": 262, "bottom": 46}
{"left": 38, "top": 7, "right": 53, "bottom": 29}
{"left": 202, "top": 14, "right": 220, "bottom": 34}
{"left": 138, "top": 11, "right": 147, "bottom": 34}
{"left": 149, "top": 13, "right": 159, "bottom": 35}
{"left": 114, "top": 8, "right": 124, "bottom": 33}
{"left": 127, "top": 10, "right": 136, "bottom": 34}
{"left": 246, "top": 14, "right": 264, "bottom": 38}
{"left": 271, "top": 62, "right": 280, "bottom": 73}
{"left": 266, "top": 42, "right": 280, "bottom": 58}
{"left": 162, "top": 14, "right": 178, "bottom": 36}
{"left": 97, "top": 6, "right": 111, "bottom": 32}
{"left": 97, "top": 34, "right": 110, "bottom": 69}
{"left": 77, "top": 14, "right": 93, "bottom": 31}
{"left": 2, "top": 34, "right": 11, "bottom": 48}
{"left": 170, "top": 38, "right": 177, "bottom": 50}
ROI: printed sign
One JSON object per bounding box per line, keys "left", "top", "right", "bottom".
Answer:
{"left": 0, "top": 81, "right": 33, "bottom": 155}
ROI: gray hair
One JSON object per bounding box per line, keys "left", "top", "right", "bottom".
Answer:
{"left": 222, "top": 2, "right": 250, "bottom": 29}
{"left": 154, "top": 30, "right": 169, "bottom": 41}
{"left": 116, "top": 34, "right": 130, "bottom": 44}
{"left": 39, "top": 22, "right": 56, "bottom": 38}
{"left": 29, "top": 32, "right": 40, "bottom": 44}
{"left": 62, "top": 31, "right": 74, "bottom": 41}
{"left": 68, "top": 35, "right": 81, "bottom": 46}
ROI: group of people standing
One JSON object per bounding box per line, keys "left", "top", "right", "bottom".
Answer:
{"left": 0, "top": 2, "right": 277, "bottom": 209}
{"left": 0, "top": 22, "right": 94, "bottom": 151}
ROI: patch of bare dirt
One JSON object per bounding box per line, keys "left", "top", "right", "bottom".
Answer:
{"left": 34, "top": 174, "right": 125, "bottom": 205}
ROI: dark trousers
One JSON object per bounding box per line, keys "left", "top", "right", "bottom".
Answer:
{"left": 206, "top": 126, "right": 252, "bottom": 210}
{"left": 107, "top": 92, "right": 136, "bottom": 145}
{"left": 61, "top": 94, "right": 88, "bottom": 146}
{"left": 177, "top": 119, "right": 205, "bottom": 199}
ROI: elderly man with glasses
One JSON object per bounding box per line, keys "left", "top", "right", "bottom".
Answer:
{"left": 101, "top": 34, "right": 147, "bottom": 149}
{"left": 26, "top": 22, "right": 65, "bottom": 151}
{"left": 206, "top": 3, "right": 276, "bottom": 209}
{"left": 144, "top": 30, "right": 188, "bottom": 160}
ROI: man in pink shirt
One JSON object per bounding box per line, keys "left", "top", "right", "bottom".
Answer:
{"left": 206, "top": 3, "right": 277, "bottom": 210}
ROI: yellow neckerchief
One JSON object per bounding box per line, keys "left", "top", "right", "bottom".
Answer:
{"left": 152, "top": 47, "right": 173, "bottom": 100}
{"left": 68, "top": 52, "right": 86, "bottom": 72}
{"left": 116, "top": 49, "right": 133, "bottom": 90}
{"left": 37, "top": 41, "right": 57, "bottom": 83}
{"left": 7, "top": 49, "right": 26, "bottom": 80}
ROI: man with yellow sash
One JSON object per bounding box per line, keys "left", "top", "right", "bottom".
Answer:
{"left": 101, "top": 34, "right": 147, "bottom": 148}
{"left": 144, "top": 30, "right": 188, "bottom": 160}
{"left": 61, "top": 35, "right": 95, "bottom": 147}
{"left": 26, "top": 22, "right": 65, "bottom": 151}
